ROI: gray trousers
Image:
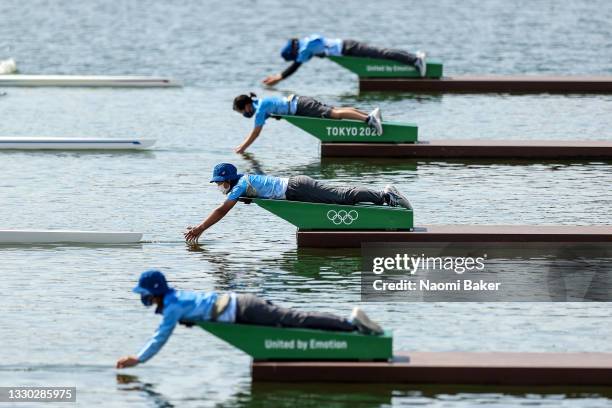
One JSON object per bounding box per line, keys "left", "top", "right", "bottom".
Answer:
{"left": 285, "top": 175, "right": 386, "bottom": 205}
{"left": 295, "top": 96, "right": 334, "bottom": 118}
{"left": 235, "top": 294, "right": 355, "bottom": 331}
{"left": 342, "top": 39, "right": 417, "bottom": 65}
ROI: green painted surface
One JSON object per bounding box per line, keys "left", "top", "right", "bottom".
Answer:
{"left": 198, "top": 322, "right": 393, "bottom": 361}
{"left": 247, "top": 198, "right": 414, "bottom": 230}
{"left": 328, "top": 55, "right": 443, "bottom": 78}
{"left": 280, "top": 115, "right": 418, "bottom": 143}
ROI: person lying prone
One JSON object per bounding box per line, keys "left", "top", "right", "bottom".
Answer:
{"left": 183, "top": 163, "right": 412, "bottom": 244}
{"left": 116, "top": 270, "right": 384, "bottom": 368}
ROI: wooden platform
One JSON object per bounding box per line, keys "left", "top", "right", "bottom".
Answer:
{"left": 321, "top": 139, "right": 612, "bottom": 159}
{"left": 360, "top": 76, "right": 612, "bottom": 93}
{"left": 252, "top": 352, "right": 612, "bottom": 385}
{"left": 296, "top": 225, "right": 612, "bottom": 248}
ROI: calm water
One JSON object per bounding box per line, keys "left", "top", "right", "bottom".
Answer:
{"left": 2, "top": 0, "right": 612, "bottom": 406}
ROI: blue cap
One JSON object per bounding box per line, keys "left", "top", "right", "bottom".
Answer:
{"left": 281, "top": 39, "right": 297, "bottom": 61}
{"left": 210, "top": 163, "right": 242, "bottom": 183}
{"left": 132, "top": 269, "right": 171, "bottom": 297}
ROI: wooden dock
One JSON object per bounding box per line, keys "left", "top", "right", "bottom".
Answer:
{"left": 320, "top": 139, "right": 612, "bottom": 159}
{"left": 360, "top": 76, "right": 612, "bottom": 93}
{"left": 252, "top": 352, "right": 612, "bottom": 385}
{"left": 296, "top": 225, "right": 612, "bottom": 248}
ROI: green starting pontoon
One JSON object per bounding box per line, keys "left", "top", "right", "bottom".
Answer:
{"left": 242, "top": 198, "right": 414, "bottom": 230}
{"left": 198, "top": 322, "right": 393, "bottom": 361}
{"left": 277, "top": 115, "right": 418, "bottom": 144}
{"left": 328, "top": 55, "right": 443, "bottom": 79}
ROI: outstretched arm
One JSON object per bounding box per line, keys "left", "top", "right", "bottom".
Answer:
{"left": 184, "top": 199, "right": 238, "bottom": 244}
{"left": 116, "top": 306, "right": 181, "bottom": 368}
{"left": 262, "top": 62, "right": 302, "bottom": 85}
{"left": 234, "top": 125, "right": 263, "bottom": 154}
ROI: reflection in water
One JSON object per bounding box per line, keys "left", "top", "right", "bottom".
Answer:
{"left": 221, "top": 382, "right": 392, "bottom": 408}
{"left": 286, "top": 158, "right": 612, "bottom": 181}
{"left": 187, "top": 241, "right": 612, "bottom": 302}
{"left": 272, "top": 248, "right": 362, "bottom": 278}
{"left": 184, "top": 243, "right": 253, "bottom": 291}
{"left": 546, "top": 257, "right": 612, "bottom": 301}
{"left": 218, "top": 381, "right": 612, "bottom": 408}
{"left": 189, "top": 245, "right": 363, "bottom": 294}
{"left": 404, "top": 383, "right": 612, "bottom": 399}
{"left": 338, "top": 91, "right": 444, "bottom": 104}
{"left": 239, "top": 152, "right": 266, "bottom": 175}
{"left": 116, "top": 374, "right": 174, "bottom": 408}
{"left": 258, "top": 248, "right": 362, "bottom": 295}
{"left": 288, "top": 158, "right": 417, "bottom": 179}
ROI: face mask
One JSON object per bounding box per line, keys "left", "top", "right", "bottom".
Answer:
{"left": 242, "top": 110, "right": 254, "bottom": 118}
{"left": 217, "top": 183, "right": 230, "bottom": 194}
{"left": 141, "top": 294, "right": 153, "bottom": 307}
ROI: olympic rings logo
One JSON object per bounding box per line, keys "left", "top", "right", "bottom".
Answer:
{"left": 326, "top": 209, "right": 359, "bottom": 225}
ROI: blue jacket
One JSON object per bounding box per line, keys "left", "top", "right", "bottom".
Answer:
{"left": 252, "top": 96, "right": 298, "bottom": 127}
{"left": 227, "top": 174, "right": 288, "bottom": 201}
{"left": 296, "top": 34, "right": 343, "bottom": 63}
{"left": 137, "top": 290, "right": 235, "bottom": 363}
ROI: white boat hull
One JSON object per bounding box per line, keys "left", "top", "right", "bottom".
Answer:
{"left": 0, "top": 229, "right": 143, "bottom": 244}
{"left": 0, "top": 74, "right": 181, "bottom": 87}
{"left": 0, "top": 138, "right": 155, "bottom": 150}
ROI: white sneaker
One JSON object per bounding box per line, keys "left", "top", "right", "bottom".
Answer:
{"left": 0, "top": 58, "right": 17, "bottom": 75}
{"left": 367, "top": 107, "right": 383, "bottom": 135}
{"left": 351, "top": 307, "right": 384, "bottom": 335}
{"left": 414, "top": 51, "right": 426, "bottom": 77}
{"left": 383, "top": 184, "right": 413, "bottom": 209}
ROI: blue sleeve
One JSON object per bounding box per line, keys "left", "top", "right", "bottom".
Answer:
{"left": 296, "top": 37, "right": 322, "bottom": 63}
{"left": 254, "top": 100, "right": 269, "bottom": 128}
{"left": 137, "top": 305, "right": 182, "bottom": 363}
{"left": 227, "top": 179, "right": 247, "bottom": 201}
{"left": 296, "top": 46, "right": 313, "bottom": 63}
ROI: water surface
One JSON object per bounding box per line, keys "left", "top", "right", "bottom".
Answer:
{"left": 1, "top": 0, "right": 612, "bottom": 406}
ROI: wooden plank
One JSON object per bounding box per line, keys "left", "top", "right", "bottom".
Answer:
{"left": 252, "top": 352, "right": 612, "bottom": 385}
{"left": 360, "top": 76, "right": 612, "bottom": 93}
{"left": 297, "top": 225, "right": 612, "bottom": 248}
{"left": 321, "top": 139, "right": 612, "bottom": 159}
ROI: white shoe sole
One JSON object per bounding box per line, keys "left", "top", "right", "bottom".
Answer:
{"left": 352, "top": 307, "right": 383, "bottom": 335}
{"left": 371, "top": 108, "right": 383, "bottom": 135}
{"left": 415, "top": 51, "right": 427, "bottom": 77}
